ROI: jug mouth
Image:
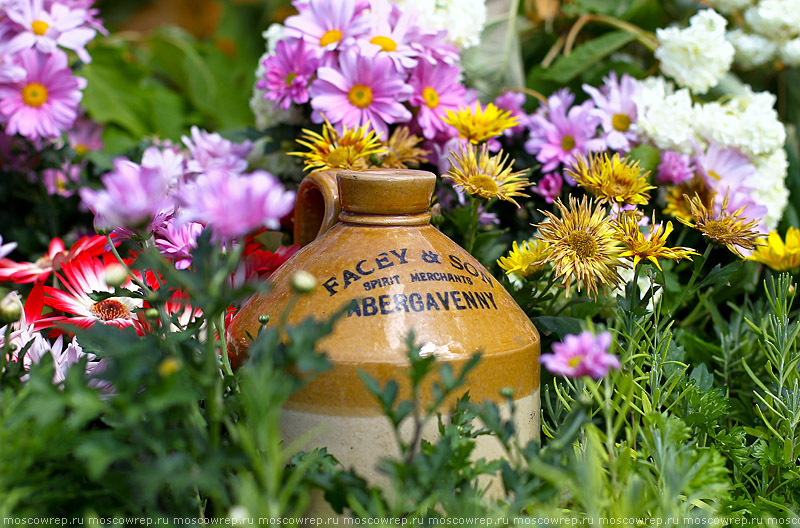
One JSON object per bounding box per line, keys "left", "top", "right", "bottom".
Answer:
{"left": 336, "top": 169, "right": 435, "bottom": 225}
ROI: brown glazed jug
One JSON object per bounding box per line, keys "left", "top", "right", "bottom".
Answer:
{"left": 227, "top": 168, "right": 540, "bottom": 486}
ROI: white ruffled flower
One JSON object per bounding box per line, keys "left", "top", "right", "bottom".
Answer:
{"left": 744, "top": 0, "right": 800, "bottom": 40}
{"left": 779, "top": 38, "right": 800, "bottom": 67}
{"left": 632, "top": 77, "right": 697, "bottom": 154}
{"left": 750, "top": 149, "right": 789, "bottom": 230}
{"left": 692, "top": 88, "right": 785, "bottom": 158}
{"left": 705, "top": 0, "right": 753, "bottom": 13}
{"left": 655, "top": 9, "right": 734, "bottom": 94}
{"left": 263, "top": 23, "right": 285, "bottom": 54}
{"left": 395, "top": 0, "right": 486, "bottom": 49}
{"left": 726, "top": 29, "right": 778, "bottom": 68}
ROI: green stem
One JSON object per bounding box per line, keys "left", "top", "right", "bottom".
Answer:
{"left": 105, "top": 235, "right": 151, "bottom": 293}
{"left": 630, "top": 264, "right": 641, "bottom": 313}
{"left": 661, "top": 244, "right": 713, "bottom": 328}
{"left": 466, "top": 195, "right": 481, "bottom": 255}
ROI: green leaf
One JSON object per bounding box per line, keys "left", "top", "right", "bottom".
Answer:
{"left": 696, "top": 261, "right": 744, "bottom": 291}
{"left": 541, "top": 31, "right": 636, "bottom": 84}
{"left": 689, "top": 363, "right": 713, "bottom": 392}
{"left": 81, "top": 62, "right": 149, "bottom": 137}
{"left": 628, "top": 144, "right": 661, "bottom": 174}
{"left": 531, "top": 316, "right": 583, "bottom": 339}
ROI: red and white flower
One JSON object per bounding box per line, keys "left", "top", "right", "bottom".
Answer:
{"left": 44, "top": 256, "right": 143, "bottom": 331}
{"left": 0, "top": 234, "right": 111, "bottom": 284}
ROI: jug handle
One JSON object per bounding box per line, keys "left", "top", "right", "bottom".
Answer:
{"left": 293, "top": 171, "right": 340, "bottom": 247}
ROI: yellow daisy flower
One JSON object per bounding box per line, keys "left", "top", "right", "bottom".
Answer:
{"left": 664, "top": 177, "right": 711, "bottom": 224}
{"left": 566, "top": 152, "right": 655, "bottom": 206}
{"left": 497, "top": 239, "right": 551, "bottom": 277}
{"left": 379, "top": 126, "right": 429, "bottom": 169}
{"left": 445, "top": 144, "right": 530, "bottom": 206}
{"left": 289, "top": 117, "right": 385, "bottom": 172}
{"left": 747, "top": 227, "right": 800, "bottom": 272}
{"left": 442, "top": 102, "right": 519, "bottom": 144}
{"left": 535, "top": 195, "right": 625, "bottom": 299}
{"left": 678, "top": 193, "right": 762, "bottom": 258}
{"left": 614, "top": 212, "right": 698, "bottom": 271}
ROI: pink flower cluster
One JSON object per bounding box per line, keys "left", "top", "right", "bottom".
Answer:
{"left": 79, "top": 127, "right": 296, "bottom": 266}
{"left": 0, "top": 0, "right": 103, "bottom": 141}
{"left": 540, "top": 330, "right": 620, "bottom": 380}
{"left": 259, "top": 0, "right": 467, "bottom": 140}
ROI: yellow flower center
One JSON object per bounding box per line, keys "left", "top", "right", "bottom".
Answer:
{"left": 75, "top": 144, "right": 89, "bottom": 156}
{"left": 612, "top": 113, "right": 631, "bottom": 132}
{"left": 568, "top": 355, "right": 584, "bottom": 367}
{"left": 370, "top": 35, "right": 397, "bottom": 52}
{"left": 422, "top": 86, "right": 439, "bottom": 109}
{"left": 22, "top": 83, "right": 48, "bottom": 107}
{"left": 468, "top": 174, "right": 500, "bottom": 194}
{"left": 91, "top": 299, "right": 130, "bottom": 321}
{"left": 31, "top": 20, "right": 49, "bottom": 36}
{"left": 566, "top": 230, "right": 598, "bottom": 259}
{"left": 348, "top": 84, "right": 373, "bottom": 108}
{"left": 704, "top": 220, "right": 730, "bottom": 240}
{"left": 561, "top": 134, "right": 576, "bottom": 151}
{"left": 320, "top": 29, "right": 342, "bottom": 47}
{"left": 326, "top": 146, "right": 356, "bottom": 168}
{"left": 285, "top": 72, "right": 297, "bottom": 86}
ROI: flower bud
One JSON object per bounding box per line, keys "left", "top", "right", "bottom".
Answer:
{"left": 104, "top": 263, "right": 129, "bottom": 288}
{"left": 145, "top": 308, "right": 160, "bottom": 319}
{"left": 158, "top": 357, "right": 181, "bottom": 377}
{"left": 291, "top": 270, "right": 316, "bottom": 294}
{"left": 0, "top": 292, "right": 22, "bottom": 324}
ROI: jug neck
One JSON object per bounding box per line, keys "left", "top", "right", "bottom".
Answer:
{"left": 336, "top": 169, "right": 436, "bottom": 227}
{"left": 339, "top": 209, "right": 431, "bottom": 226}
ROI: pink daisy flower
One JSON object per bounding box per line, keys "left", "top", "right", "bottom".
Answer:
{"left": 0, "top": 48, "right": 85, "bottom": 140}
{"left": 310, "top": 49, "right": 412, "bottom": 138}
{"left": 142, "top": 145, "right": 186, "bottom": 188}
{"left": 182, "top": 126, "right": 253, "bottom": 175}
{"left": 532, "top": 172, "right": 563, "bottom": 204}
{"left": 582, "top": 72, "right": 640, "bottom": 152}
{"left": 67, "top": 116, "right": 103, "bottom": 155}
{"left": 355, "top": 0, "right": 419, "bottom": 71}
{"left": 408, "top": 60, "right": 465, "bottom": 139}
{"left": 154, "top": 220, "right": 204, "bottom": 270}
{"left": 178, "top": 169, "right": 295, "bottom": 243}
{"left": 44, "top": 256, "right": 143, "bottom": 331}
{"left": 540, "top": 330, "right": 619, "bottom": 380}
{"left": 4, "top": 0, "right": 97, "bottom": 63}
{"left": 42, "top": 161, "right": 81, "bottom": 196}
{"left": 79, "top": 158, "right": 174, "bottom": 233}
{"left": 525, "top": 88, "right": 604, "bottom": 175}
{"left": 0, "top": 234, "right": 111, "bottom": 284}
{"left": 284, "top": 0, "right": 369, "bottom": 57}
{"left": 656, "top": 150, "right": 695, "bottom": 185}
{"left": 257, "top": 38, "right": 319, "bottom": 110}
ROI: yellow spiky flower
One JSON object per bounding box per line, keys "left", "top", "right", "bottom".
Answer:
{"left": 289, "top": 117, "right": 385, "bottom": 172}
{"left": 664, "top": 177, "right": 712, "bottom": 224}
{"left": 379, "top": 126, "right": 429, "bottom": 169}
{"left": 442, "top": 102, "right": 519, "bottom": 144}
{"left": 446, "top": 144, "right": 530, "bottom": 206}
{"left": 535, "top": 195, "right": 625, "bottom": 299}
{"left": 497, "top": 239, "right": 551, "bottom": 277}
{"left": 567, "top": 153, "right": 655, "bottom": 206}
{"left": 614, "top": 212, "right": 698, "bottom": 271}
{"left": 678, "top": 193, "right": 763, "bottom": 258}
{"left": 747, "top": 227, "right": 800, "bottom": 272}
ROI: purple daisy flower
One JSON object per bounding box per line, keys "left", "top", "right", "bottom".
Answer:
{"left": 284, "top": 0, "right": 369, "bottom": 57}
{"left": 309, "top": 49, "right": 412, "bottom": 138}
{"left": 408, "top": 60, "right": 465, "bottom": 140}
{"left": 257, "top": 38, "right": 319, "bottom": 111}
{"left": 0, "top": 49, "right": 85, "bottom": 140}
{"left": 582, "top": 72, "right": 640, "bottom": 152}
{"left": 540, "top": 330, "right": 620, "bottom": 380}
{"left": 178, "top": 169, "right": 295, "bottom": 243}
{"left": 43, "top": 162, "right": 81, "bottom": 197}
{"left": 525, "top": 88, "right": 604, "bottom": 175}
{"left": 656, "top": 150, "right": 695, "bottom": 185}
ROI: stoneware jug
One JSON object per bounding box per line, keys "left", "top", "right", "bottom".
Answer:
{"left": 227, "top": 168, "right": 540, "bottom": 485}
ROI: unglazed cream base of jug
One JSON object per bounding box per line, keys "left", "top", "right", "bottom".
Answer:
{"left": 228, "top": 169, "right": 541, "bottom": 501}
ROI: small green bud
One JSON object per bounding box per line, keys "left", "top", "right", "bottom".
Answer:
{"left": 0, "top": 292, "right": 22, "bottom": 324}
{"left": 291, "top": 270, "right": 317, "bottom": 294}
{"left": 104, "top": 263, "right": 129, "bottom": 288}
{"left": 500, "top": 387, "right": 514, "bottom": 399}
{"left": 145, "top": 308, "right": 160, "bottom": 319}
{"left": 158, "top": 357, "right": 181, "bottom": 377}
{"left": 258, "top": 314, "right": 271, "bottom": 325}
